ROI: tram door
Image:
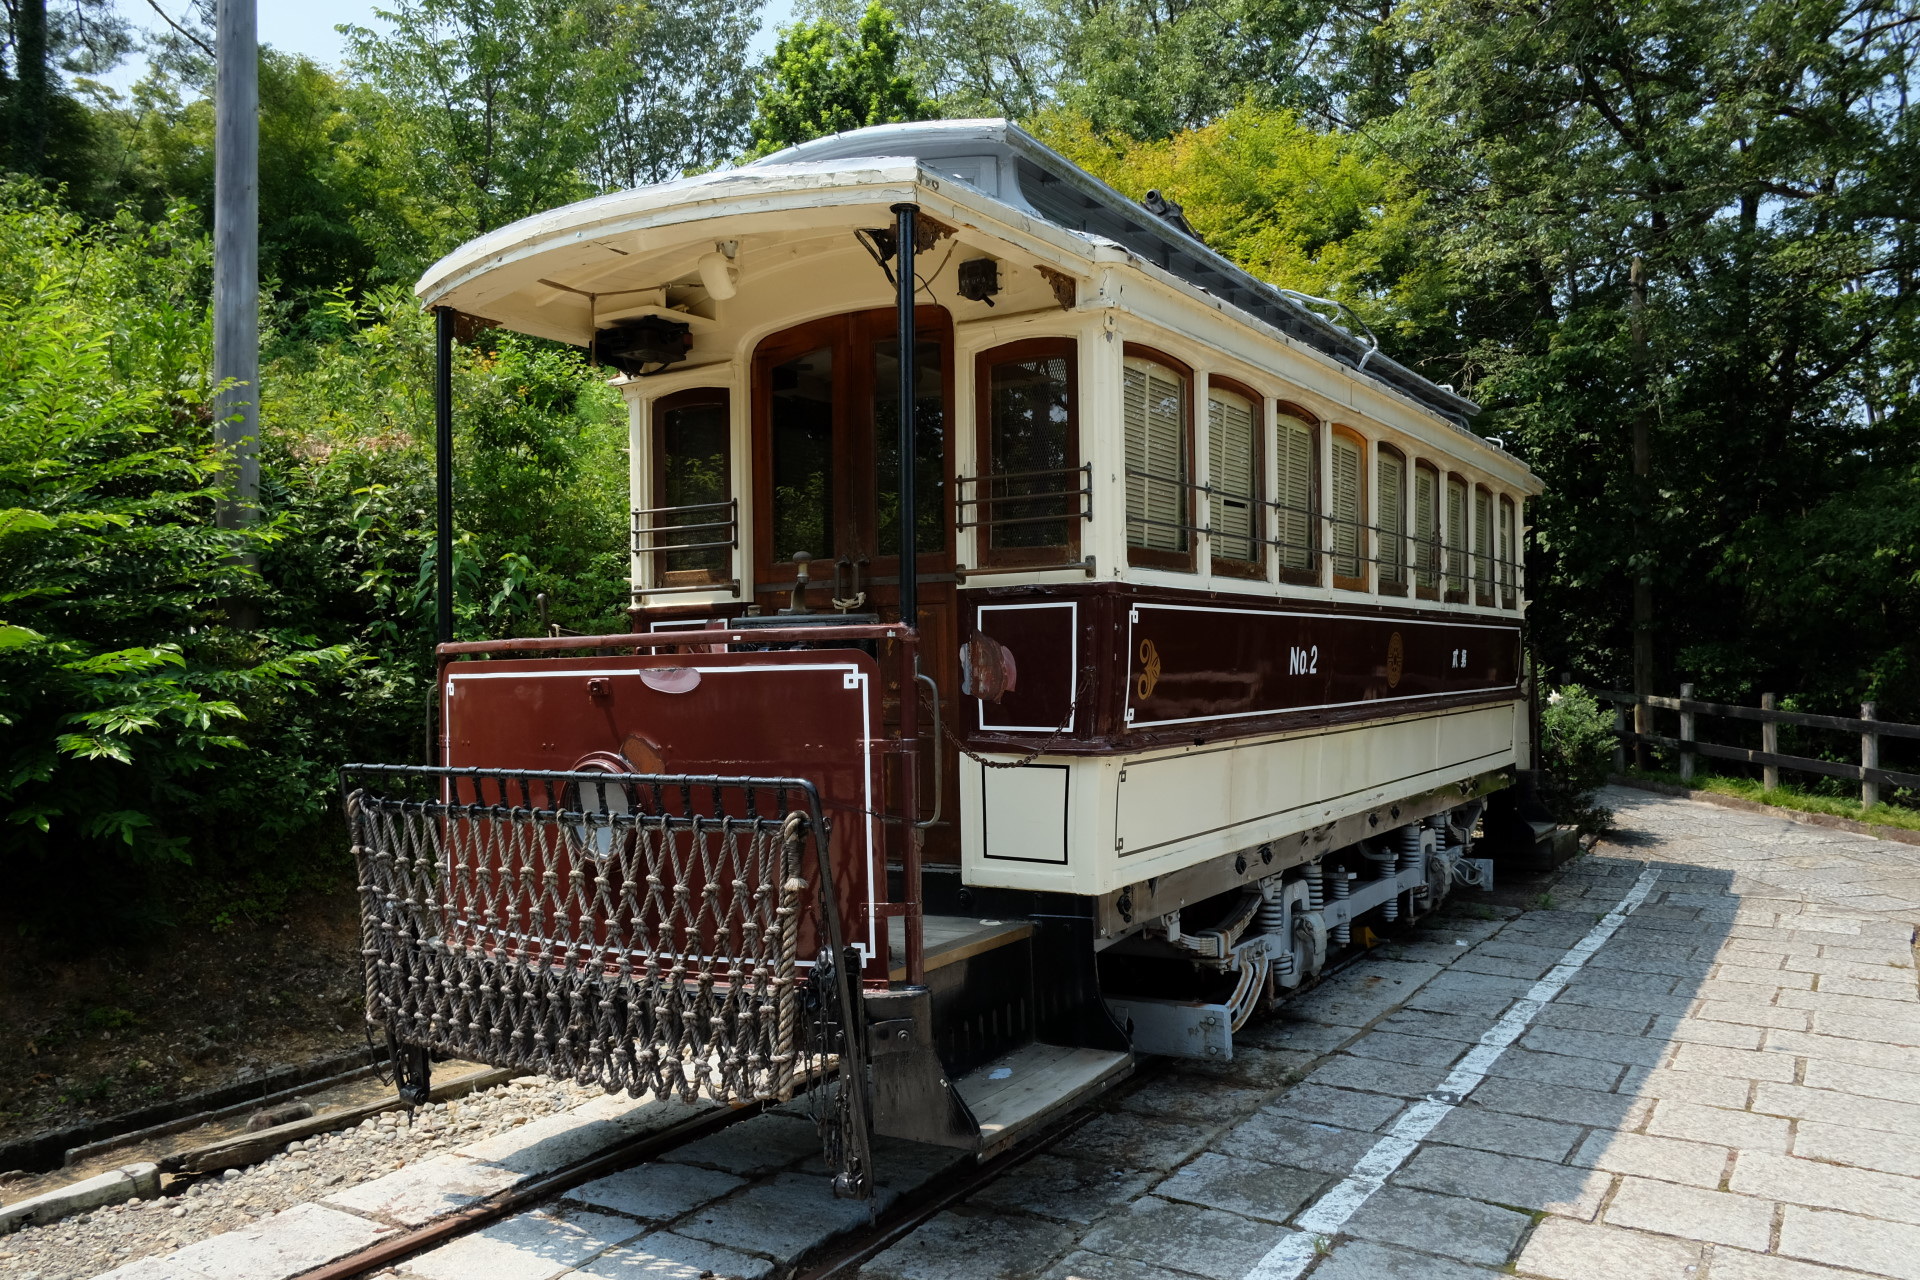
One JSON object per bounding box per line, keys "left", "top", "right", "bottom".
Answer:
{"left": 751, "top": 307, "right": 960, "bottom": 864}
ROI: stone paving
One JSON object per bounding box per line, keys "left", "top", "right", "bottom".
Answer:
{"left": 80, "top": 786, "right": 1920, "bottom": 1280}
{"left": 849, "top": 786, "right": 1920, "bottom": 1280}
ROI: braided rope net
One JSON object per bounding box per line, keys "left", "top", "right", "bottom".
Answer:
{"left": 347, "top": 767, "right": 827, "bottom": 1107}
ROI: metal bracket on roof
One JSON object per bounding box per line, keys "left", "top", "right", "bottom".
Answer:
{"left": 1277, "top": 289, "right": 1381, "bottom": 372}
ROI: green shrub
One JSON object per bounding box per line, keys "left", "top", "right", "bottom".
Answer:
{"left": 1541, "top": 684, "right": 1616, "bottom": 836}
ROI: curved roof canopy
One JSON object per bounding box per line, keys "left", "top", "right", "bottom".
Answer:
{"left": 417, "top": 118, "right": 1478, "bottom": 425}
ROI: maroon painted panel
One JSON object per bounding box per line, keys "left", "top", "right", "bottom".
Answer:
{"left": 1125, "top": 602, "right": 1519, "bottom": 728}
{"left": 973, "top": 601, "right": 1079, "bottom": 735}
{"left": 440, "top": 648, "right": 888, "bottom": 978}
{"left": 957, "top": 582, "right": 1523, "bottom": 754}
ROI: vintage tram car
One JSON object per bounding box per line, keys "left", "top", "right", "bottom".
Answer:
{"left": 346, "top": 120, "right": 1548, "bottom": 1196}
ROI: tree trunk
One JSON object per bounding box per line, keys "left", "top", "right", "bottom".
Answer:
{"left": 1629, "top": 254, "right": 1654, "bottom": 769}
{"left": 13, "top": 0, "right": 49, "bottom": 175}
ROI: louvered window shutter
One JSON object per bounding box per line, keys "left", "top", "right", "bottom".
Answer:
{"left": 1208, "top": 392, "right": 1256, "bottom": 564}
{"left": 1414, "top": 467, "right": 1438, "bottom": 589}
{"left": 1125, "top": 361, "right": 1188, "bottom": 555}
{"left": 1331, "top": 435, "right": 1363, "bottom": 581}
{"left": 1275, "top": 416, "right": 1314, "bottom": 573}
{"left": 1499, "top": 498, "right": 1516, "bottom": 606}
{"left": 1376, "top": 451, "right": 1405, "bottom": 586}
{"left": 1446, "top": 477, "right": 1467, "bottom": 594}
{"left": 1474, "top": 488, "right": 1493, "bottom": 598}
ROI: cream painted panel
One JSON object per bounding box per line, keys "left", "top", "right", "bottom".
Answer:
{"left": 979, "top": 764, "right": 1073, "bottom": 865}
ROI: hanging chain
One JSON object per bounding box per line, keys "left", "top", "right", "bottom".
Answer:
{"left": 940, "top": 664, "right": 1095, "bottom": 769}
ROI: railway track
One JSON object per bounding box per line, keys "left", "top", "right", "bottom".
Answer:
{"left": 287, "top": 935, "right": 1396, "bottom": 1280}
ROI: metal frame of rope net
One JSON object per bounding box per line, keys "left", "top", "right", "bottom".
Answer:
{"left": 340, "top": 764, "right": 874, "bottom": 1186}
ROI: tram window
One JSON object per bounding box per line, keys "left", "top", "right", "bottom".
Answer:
{"left": 875, "top": 337, "right": 945, "bottom": 556}
{"left": 1414, "top": 461, "right": 1441, "bottom": 597}
{"left": 1275, "top": 409, "right": 1318, "bottom": 582}
{"left": 1330, "top": 427, "right": 1366, "bottom": 589}
{"left": 976, "top": 338, "right": 1078, "bottom": 563}
{"left": 1474, "top": 485, "right": 1495, "bottom": 605}
{"left": 1376, "top": 445, "right": 1407, "bottom": 593}
{"left": 1207, "top": 382, "right": 1261, "bottom": 575}
{"left": 771, "top": 346, "right": 834, "bottom": 561}
{"left": 652, "top": 389, "right": 730, "bottom": 583}
{"left": 1499, "top": 493, "right": 1518, "bottom": 608}
{"left": 1445, "top": 474, "right": 1468, "bottom": 599}
{"left": 1124, "top": 350, "right": 1193, "bottom": 569}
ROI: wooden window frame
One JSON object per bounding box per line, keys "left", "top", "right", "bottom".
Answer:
{"left": 1329, "top": 424, "right": 1369, "bottom": 593}
{"left": 1444, "top": 471, "right": 1470, "bottom": 604}
{"left": 974, "top": 336, "right": 1081, "bottom": 569}
{"left": 1474, "top": 483, "right": 1496, "bottom": 607}
{"left": 1121, "top": 344, "right": 1197, "bottom": 572}
{"left": 1413, "top": 460, "right": 1441, "bottom": 602}
{"left": 1375, "top": 442, "right": 1409, "bottom": 597}
{"left": 1273, "top": 401, "right": 1321, "bottom": 587}
{"left": 651, "top": 386, "right": 732, "bottom": 587}
{"left": 1205, "top": 374, "right": 1264, "bottom": 580}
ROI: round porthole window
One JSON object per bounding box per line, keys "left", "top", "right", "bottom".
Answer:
{"left": 566, "top": 752, "right": 633, "bottom": 862}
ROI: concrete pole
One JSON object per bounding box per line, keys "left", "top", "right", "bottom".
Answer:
{"left": 213, "top": 0, "right": 260, "bottom": 571}
{"left": 1761, "top": 693, "right": 1779, "bottom": 791}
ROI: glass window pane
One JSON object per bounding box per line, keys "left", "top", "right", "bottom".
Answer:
{"left": 1377, "top": 450, "right": 1405, "bottom": 585}
{"left": 874, "top": 338, "right": 945, "bottom": 557}
{"left": 987, "top": 353, "right": 1073, "bottom": 550}
{"left": 1125, "top": 360, "right": 1188, "bottom": 554}
{"left": 771, "top": 346, "right": 834, "bottom": 561}
{"left": 1276, "top": 415, "right": 1316, "bottom": 574}
{"left": 1446, "top": 476, "right": 1468, "bottom": 594}
{"left": 1208, "top": 392, "right": 1257, "bottom": 565}
{"left": 656, "top": 397, "right": 729, "bottom": 578}
{"left": 1331, "top": 435, "right": 1363, "bottom": 581}
{"left": 1415, "top": 466, "right": 1440, "bottom": 589}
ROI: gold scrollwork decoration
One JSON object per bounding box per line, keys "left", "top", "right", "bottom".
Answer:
{"left": 1136, "top": 638, "right": 1163, "bottom": 701}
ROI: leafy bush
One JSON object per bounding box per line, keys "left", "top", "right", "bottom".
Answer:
{"left": 1540, "top": 684, "right": 1616, "bottom": 837}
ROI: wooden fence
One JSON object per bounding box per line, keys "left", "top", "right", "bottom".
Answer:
{"left": 1598, "top": 687, "right": 1920, "bottom": 807}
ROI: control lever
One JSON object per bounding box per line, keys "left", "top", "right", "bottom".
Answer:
{"left": 789, "top": 551, "right": 813, "bottom": 614}
{"left": 832, "top": 554, "right": 868, "bottom": 612}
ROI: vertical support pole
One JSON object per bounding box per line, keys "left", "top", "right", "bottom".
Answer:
{"left": 214, "top": 0, "right": 260, "bottom": 581}
{"left": 1678, "top": 683, "right": 1695, "bottom": 784}
{"left": 1761, "top": 693, "right": 1779, "bottom": 792}
{"left": 891, "top": 202, "right": 924, "bottom": 987}
{"left": 1613, "top": 702, "right": 1627, "bottom": 774}
{"left": 434, "top": 307, "right": 456, "bottom": 647}
{"left": 1862, "top": 702, "right": 1880, "bottom": 810}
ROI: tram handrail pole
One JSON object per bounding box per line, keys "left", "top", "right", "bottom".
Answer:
{"left": 892, "top": 201, "right": 925, "bottom": 986}
{"left": 434, "top": 306, "right": 455, "bottom": 648}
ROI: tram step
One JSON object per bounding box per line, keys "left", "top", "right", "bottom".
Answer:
{"left": 955, "top": 1042, "right": 1133, "bottom": 1160}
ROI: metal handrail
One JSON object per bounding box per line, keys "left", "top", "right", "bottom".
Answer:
{"left": 631, "top": 497, "right": 739, "bottom": 600}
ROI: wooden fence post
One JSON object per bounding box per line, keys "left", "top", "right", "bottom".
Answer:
{"left": 1863, "top": 702, "right": 1880, "bottom": 809}
{"left": 1613, "top": 702, "right": 1627, "bottom": 774}
{"left": 1679, "top": 683, "right": 1696, "bottom": 783}
{"left": 1760, "top": 693, "right": 1778, "bottom": 792}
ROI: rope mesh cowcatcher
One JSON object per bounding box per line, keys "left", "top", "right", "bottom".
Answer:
{"left": 342, "top": 766, "right": 866, "bottom": 1141}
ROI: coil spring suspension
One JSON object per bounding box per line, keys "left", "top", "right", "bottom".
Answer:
{"left": 1306, "top": 862, "right": 1325, "bottom": 912}
{"left": 1330, "top": 870, "right": 1351, "bottom": 944}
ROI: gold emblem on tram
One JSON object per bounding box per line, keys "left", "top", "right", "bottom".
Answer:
{"left": 1386, "top": 630, "right": 1405, "bottom": 688}
{"left": 1136, "top": 638, "right": 1163, "bottom": 700}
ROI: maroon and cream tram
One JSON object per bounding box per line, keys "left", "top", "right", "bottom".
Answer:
{"left": 345, "top": 120, "right": 1550, "bottom": 1196}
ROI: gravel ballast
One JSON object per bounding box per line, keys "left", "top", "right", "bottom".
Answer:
{"left": 0, "top": 1075, "right": 606, "bottom": 1280}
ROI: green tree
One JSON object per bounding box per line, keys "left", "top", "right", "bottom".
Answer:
{"left": 1385, "top": 0, "right": 1920, "bottom": 713}
{"left": 746, "top": 1, "right": 937, "bottom": 158}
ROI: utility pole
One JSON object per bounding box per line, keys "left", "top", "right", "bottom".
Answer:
{"left": 1629, "top": 254, "right": 1654, "bottom": 768}
{"left": 214, "top": 0, "right": 260, "bottom": 603}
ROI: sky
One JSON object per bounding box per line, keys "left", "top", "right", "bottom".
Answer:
{"left": 97, "top": 0, "right": 794, "bottom": 94}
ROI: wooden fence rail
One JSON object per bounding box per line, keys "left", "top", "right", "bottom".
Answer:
{"left": 1597, "top": 688, "right": 1920, "bottom": 807}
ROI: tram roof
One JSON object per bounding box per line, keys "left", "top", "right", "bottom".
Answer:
{"left": 416, "top": 118, "right": 1480, "bottom": 427}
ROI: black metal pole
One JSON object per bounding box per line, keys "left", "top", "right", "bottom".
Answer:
{"left": 434, "top": 307, "right": 455, "bottom": 646}
{"left": 893, "top": 203, "right": 918, "bottom": 632}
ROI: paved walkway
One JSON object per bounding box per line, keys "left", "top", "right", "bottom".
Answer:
{"left": 853, "top": 786, "right": 1920, "bottom": 1280}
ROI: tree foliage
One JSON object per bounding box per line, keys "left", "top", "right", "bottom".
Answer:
{"left": 747, "top": 1, "right": 938, "bottom": 158}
